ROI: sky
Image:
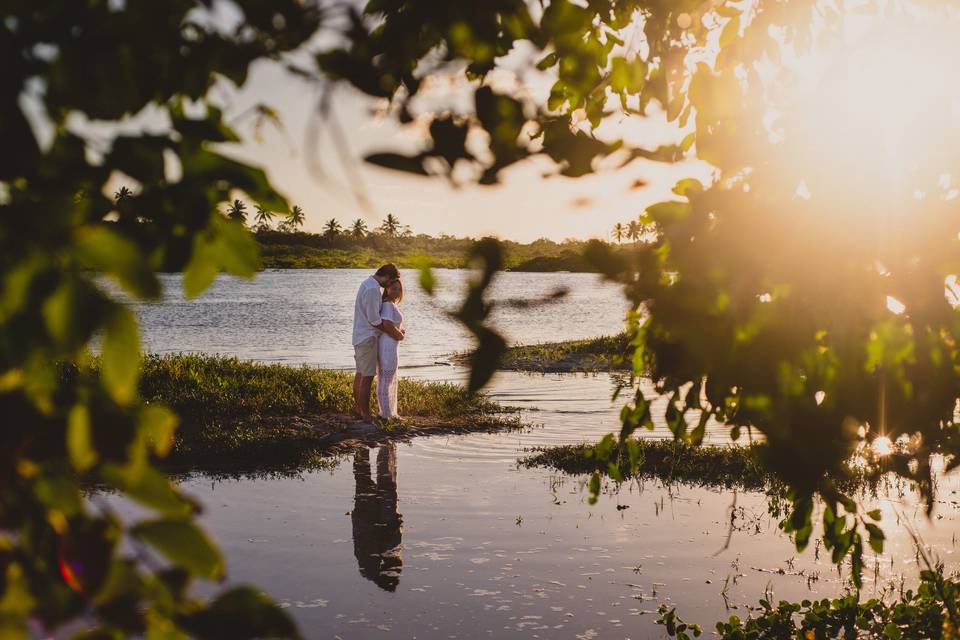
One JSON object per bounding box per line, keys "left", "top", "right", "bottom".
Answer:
{"left": 219, "top": 55, "right": 710, "bottom": 243}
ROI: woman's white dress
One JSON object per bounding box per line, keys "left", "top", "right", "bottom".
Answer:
{"left": 377, "top": 301, "right": 403, "bottom": 418}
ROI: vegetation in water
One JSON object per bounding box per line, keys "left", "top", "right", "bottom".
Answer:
{"left": 521, "top": 437, "right": 891, "bottom": 497}
{"left": 523, "top": 439, "right": 774, "bottom": 491}
{"left": 488, "top": 333, "right": 632, "bottom": 373}
{"left": 658, "top": 566, "right": 960, "bottom": 640}
{"left": 138, "top": 354, "right": 520, "bottom": 470}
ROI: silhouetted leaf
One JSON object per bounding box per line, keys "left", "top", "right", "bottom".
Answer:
{"left": 365, "top": 152, "right": 428, "bottom": 175}
{"left": 132, "top": 519, "right": 224, "bottom": 580}
{"left": 182, "top": 586, "right": 299, "bottom": 639}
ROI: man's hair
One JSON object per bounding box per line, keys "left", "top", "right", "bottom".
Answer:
{"left": 374, "top": 263, "right": 400, "bottom": 279}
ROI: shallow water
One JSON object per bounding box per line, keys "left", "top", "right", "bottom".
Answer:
{"left": 111, "top": 270, "right": 960, "bottom": 638}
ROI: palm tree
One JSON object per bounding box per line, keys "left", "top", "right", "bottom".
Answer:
{"left": 611, "top": 222, "right": 625, "bottom": 244}
{"left": 627, "top": 219, "right": 641, "bottom": 244}
{"left": 227, "top": 199, "right": 247, "bottom": 223}
{"left": 254, "top": 204, "right": 274, "bottom": 229}
{"left": 287, "top": 205, "right": 306, "bottom": 230}
{"left": 323, "top": 218, "right": 342, "bottom": 237}
{"left": 350, "top": 218, "right": 368, "bottom": 238}
{"left": 379, "top": 213, "right": 401, "bottom": 237}
{"left": 114, "top": 186, "right": 133, "bottom": 203}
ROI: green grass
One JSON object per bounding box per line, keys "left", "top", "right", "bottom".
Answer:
{"left": 140, "top": 354, "right": 520, "bottom": 471}
{"left": 521, "top": 438, "right": 883, "bottom": 494}
{"left": 459, "top": 333, "right": 632, "bottom": 373}
{"left": 522, "top": 440, "right": 773, "bottom": 490}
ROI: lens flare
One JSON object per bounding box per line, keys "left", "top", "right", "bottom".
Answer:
{"left": 872, "top": 435, "right": 894, "bottom": 457}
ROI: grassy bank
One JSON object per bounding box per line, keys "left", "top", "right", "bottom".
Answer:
{"left": 522, "top": 440, "right": 773, "bottom": 491}
{"left": 499, "top": 334, "right": 631, "bottom": 373}
{"left": 256, "top": 230, "right": 621, "bottom": 272}
{"left": 454, "top": 333, "right": 631, "bottom": 373}
{"left": 522, "top": 439, "right": 883, "bottom": 494}
{"left": 141, "top": 354, "right": 521, "bottom": 471}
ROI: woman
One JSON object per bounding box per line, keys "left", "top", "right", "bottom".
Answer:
{"left": 377, "top": 279, "right": 404, "bottom": 419}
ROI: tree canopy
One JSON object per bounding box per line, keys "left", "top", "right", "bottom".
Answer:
{"left": 4, "top": 0, "right": 960, "bottom": 635}
{"left": 2, "top": 0, "right": 319, "bottom": 636}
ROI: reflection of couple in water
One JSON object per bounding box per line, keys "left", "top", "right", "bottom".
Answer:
{"left": 352, "top": 444, "right": 403, "bottom": 591}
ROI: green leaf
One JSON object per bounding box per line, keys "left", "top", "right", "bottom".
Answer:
{"left": 139, "top": 404, "right": 178, "bottom": 458}
{"left": 414, "top": 255, "right": 436, "bottom": 296}
{"left": 587, "top": 471, "right": 600, "bottom": 505}
{"left": 646, "top": 201, "right": 691, "bottom": 226}
{"left": 103, "top": 464, "right": 195, "bottom": 518}
{"left": 183, "top": 235, "right": 219, "bottom": 299}
{"left": 183, "top": 215, "right": 258, "bottom": 298}
{"left": 132, "top": 519, "right": 224, "bottom": 580}
{"left": 688, "top": 411, "right": 709, "bottom": 446}
{"left": 74, "top": 226, "right": 161, "bottom": 299}
{"left": 182, "top": 586, "right": 298, "bottom": 639}
{"left": 672, "top": 179, "right": 704, "bottom": 198}
{"left": 42, "top": 277, "right": 107, "bottom": 349}
{"left": 211, "top": 217, "right": 259, "bottom": 278}
{"left": 33, "top": 472, "right": 82, "bottom": 516}
{"left": 109, "top": 134, "right": 170, "bottom": 184}
{"left": 93, "top": 558, "right": 142, "bottom": 606}
{"left": 536, "top": 52, "right": 558, "bottom": 70}
{"left": 864, "top": 522, "right": 885, "bottom": 554}
{"left": 101, "top": 305, "right": 141, "bottom": 405}
{"left": 67, "top": 404, "right": 97, "bottom": 472}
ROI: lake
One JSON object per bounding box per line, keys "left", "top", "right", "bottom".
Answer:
{"left": 111, "top": 269, "right": 960, "bottom": 638}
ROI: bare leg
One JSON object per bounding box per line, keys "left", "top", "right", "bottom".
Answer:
{"left": 353, "top": 371, "right": 364, "bottom": 418}
{"left": 358, "top": 375, "right": 375, "bottom": 420}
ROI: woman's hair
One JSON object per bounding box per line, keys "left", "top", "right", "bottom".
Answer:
{"left": 382, "top": 278, "right": 403, "bottom": 304}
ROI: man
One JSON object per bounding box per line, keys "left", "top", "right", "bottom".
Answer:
{"left": 352, "top": 264, "right": 404, "bottom": 420}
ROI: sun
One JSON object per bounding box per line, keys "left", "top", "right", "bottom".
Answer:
{"left": 768, "top": 10, "right": 960, "bottom": 202}
{"left": 872, "top": 435, "right": 894, "bottom": 457}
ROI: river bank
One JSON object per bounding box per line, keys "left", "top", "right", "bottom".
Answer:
{"left": 453, "top": 333, "right": 631, "bottom": 373}
{"left": 141, "top": 355, "right": 523, "bottom": 472}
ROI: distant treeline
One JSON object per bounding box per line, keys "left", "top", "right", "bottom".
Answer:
{"left": 217, "top": 202, "right": 640, "bottom": 272}
{"left": 254, "top": 215, "right": 627, "bottom": 271}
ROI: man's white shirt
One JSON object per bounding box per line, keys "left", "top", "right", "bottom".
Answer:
{"left": 352, "top": 276, "right": 382, "bottom": 345}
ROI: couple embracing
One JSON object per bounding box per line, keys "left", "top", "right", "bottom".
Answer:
{"left": 352, "top": 264, "right": 406, "bottom": 421}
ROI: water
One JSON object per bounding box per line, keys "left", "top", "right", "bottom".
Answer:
{"left": 132, "top": 269, "right": 627, "bottom": 370}
{"left": 112, "top": 269, "right": 960, "bottom": 638}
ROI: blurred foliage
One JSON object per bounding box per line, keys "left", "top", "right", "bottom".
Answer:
{"left": 660, "top": 566, "right": 959, "bottom": 639}
{"left": 8, "top": 0, "right": 960, "bottom": 634}
{"left": 1, "top": 0, "right": 324, "bottom": 635}
{"left": 328, "top": 0, "right": 960, "bottom": 589}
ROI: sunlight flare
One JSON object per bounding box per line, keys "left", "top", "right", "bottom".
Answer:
{"left": 872, "top": 435, "right": 894, "bottom": 457}
{"left": 764, "top": 10, "right": 960, "bottom": 205}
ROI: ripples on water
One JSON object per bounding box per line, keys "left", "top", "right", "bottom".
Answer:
{"left": 106, "top": 270, "right": 960, "bottom": 638}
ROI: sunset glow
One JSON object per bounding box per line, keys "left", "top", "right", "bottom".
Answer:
{"left": 769, "top": 13, "right": 960, "bottom": 203}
